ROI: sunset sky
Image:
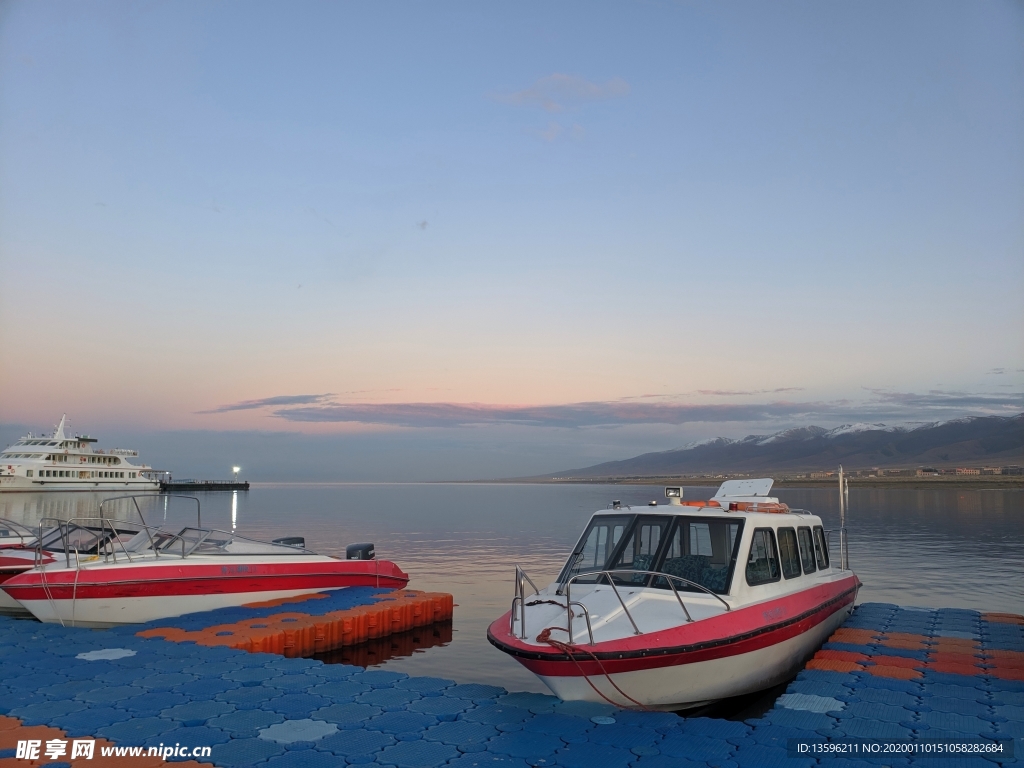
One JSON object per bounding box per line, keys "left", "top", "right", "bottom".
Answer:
{"left": 1, "top": 1, "right": 1021, "bottom": 480}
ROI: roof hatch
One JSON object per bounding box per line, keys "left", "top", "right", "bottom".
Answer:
{"left": 713, "top": 478, "right": 774, "bottom": 498}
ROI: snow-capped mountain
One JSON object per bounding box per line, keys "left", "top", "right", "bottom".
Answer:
{"left": 542, "top": 413, "right": 1023, "bottom": 478}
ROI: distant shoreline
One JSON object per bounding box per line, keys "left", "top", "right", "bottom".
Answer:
{"left": 478, "top": 476, "right": 1024, "bottom": 490}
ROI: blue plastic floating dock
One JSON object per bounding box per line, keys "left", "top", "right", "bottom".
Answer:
{"left": 0, "top": 602, "right": 1019, "bottom": 767}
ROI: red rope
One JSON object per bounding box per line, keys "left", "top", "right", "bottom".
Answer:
{"left": 535, "top": 626, "right": 652, "bottom": 711}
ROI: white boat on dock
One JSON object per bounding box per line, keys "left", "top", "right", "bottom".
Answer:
{"left": 489, "top": 478, "right": 860, "bottom": 710}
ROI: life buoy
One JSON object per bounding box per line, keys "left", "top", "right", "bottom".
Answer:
{"left": 679, "top": 500, "right": 721, "bottom": 507}
{"left": 726, "top": 501, "right": 791, "bottom": 514}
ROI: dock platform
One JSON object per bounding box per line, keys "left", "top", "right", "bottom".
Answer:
{"left": 0, "top": 600, "right": 1020, "bottom": 767}
{"left": 160, "top": 481, "right": 250, "bottom": 492}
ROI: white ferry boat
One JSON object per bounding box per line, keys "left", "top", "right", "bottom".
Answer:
{"left": 0, "top": 416, "right": 160, "bottom": 493}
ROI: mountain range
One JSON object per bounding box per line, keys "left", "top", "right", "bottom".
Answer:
{"left": 541, "top": 413, "right": 1024, "bottom": 479}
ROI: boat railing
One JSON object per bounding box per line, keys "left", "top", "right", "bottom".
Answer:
{"left": 510, "top": 564, "right": 596, "bottom": 645}
{"left": 566, "top": 570, "right": 731, "bottom": 640}
{"left": 824, "top": 527, "right": 850, "bottom": 570}
{"left": 37, "top": 516, "right": 143, "bottom": 568}
{"left": 510, "top": 565, "right": 731, "bottom": 646}
{"left": 34, "top": 512, "right": 317, "bottom": 569}
{"left": 0, "top": 517, "right": 36, "bottom": 546}
{"left": 510, "top": 564, "right": 540, "bottom": 639}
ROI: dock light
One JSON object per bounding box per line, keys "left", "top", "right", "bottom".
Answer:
{"left": 233, "top": 466, "right": 241, "bottom": 482}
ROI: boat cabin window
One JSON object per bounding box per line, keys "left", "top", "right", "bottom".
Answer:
{"left": 608, "top": 516, "right": 673, "bottom": 585}
{"left": 559, "top": 514, "right": 744, "bottom": 595}
{"left": 746, "top": 528, "right": 781, "bottom": 585}
{"left": 777, "top": 527, "right": 802, "bottom": 579}
{"left": 654, "top": 518, "right": 742, "bottom": 594}
{"left": 813, "top": 525, "right": 830, "bottom": 569}
{"left": 559, "top": 515, "right": 632, "bottom": 584}
{"left": 797, "top": 527, "right": 816, "bottom": 573}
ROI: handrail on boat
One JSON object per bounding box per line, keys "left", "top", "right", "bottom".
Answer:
{"left": 824, "top": 527, "right": 850, "bottom": 571}
{"left": 510, "top": 564, "right": 731, "bottom": 646}
{"left": 512, "top": 564, "right": 540, "bottom": 639}
{"left": 565, "top": 569, "right": 731, "bottom": 638}
{"left": 98, "top": 493, "right": 202, "bottom": 530}
{"left": 33, "top": 511, "right": 316, "bottom": 570}
{"left": 0, "top": 517, "right": 36, "bottom": 546}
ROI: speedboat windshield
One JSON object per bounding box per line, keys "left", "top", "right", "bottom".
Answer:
{"left": 37, "top": 524, "right": 113, "bottom": 554}
{"left": 127, "top": 527, "right": 314, "bottom": 557}
{"left": 559, "top": 513, "right": 745, "bottom": 595}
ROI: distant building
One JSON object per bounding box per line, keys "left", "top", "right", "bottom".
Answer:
{"left": 1001, "top": 466, "right": 1023, "bottom": 476}
{"left": 980, "top": 467, "right": 1002, "bottom": 475}
{"left": 955, "top": 467, "right": 981, "bottom": 476}
{"left": 810, "top": 471, "right": 835, "bottom": 479}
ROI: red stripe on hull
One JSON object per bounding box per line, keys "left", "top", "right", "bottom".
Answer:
{"left": 2, "top": 560, "right": 409, "bottom": 600}
{"left": 488, "top": 574, "right": 859, "bottom": 677}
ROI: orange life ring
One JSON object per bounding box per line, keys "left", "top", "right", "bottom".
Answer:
{"left": 726, "top": 501, "right": 790, "bottom": 514}
{"left": 679, "top": 500, "right": 721, "bottom": 507}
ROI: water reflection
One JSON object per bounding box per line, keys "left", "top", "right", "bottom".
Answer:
{"left": 314, "top": 620, "right": 453, "bottom": 668}
{"left": 231, "top": 490, "right": 237, "bottom": 531}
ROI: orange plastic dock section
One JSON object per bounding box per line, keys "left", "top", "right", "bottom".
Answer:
{"left": 806, "top": 610, "right": 1024, "bottom": 680}
{"left": 137, "top": 590, "right": 454, "bottom": 659}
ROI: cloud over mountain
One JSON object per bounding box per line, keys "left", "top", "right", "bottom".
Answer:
{"left": 200, "top": 390, "right": 1024, "bottom": 429}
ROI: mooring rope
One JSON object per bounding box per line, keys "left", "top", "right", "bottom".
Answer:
{"left": 535, "top": 626, "right": 652, "bottom": 711}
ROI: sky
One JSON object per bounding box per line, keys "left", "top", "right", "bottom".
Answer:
{"left": 1, "top": 0, "right": 1022, "bottom": 480}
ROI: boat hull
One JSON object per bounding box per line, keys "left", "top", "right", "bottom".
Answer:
{"left": 2, "top": 559, "right": 410, "bottom": 627}
{"left": 0, "top": 549, "right": 48, "bottom": 615}
{"left": 488, "top": 574, "right": 859, "bottom": 710}
{"left": 0, "top": 476, "right": 160, "bottom": 492}
{"left": 0, "top": 574, "right": 30, "bottom": 615}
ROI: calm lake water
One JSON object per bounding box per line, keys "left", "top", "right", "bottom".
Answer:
{"left": 1, "top": 483, "right": 1021, "bottom": 695}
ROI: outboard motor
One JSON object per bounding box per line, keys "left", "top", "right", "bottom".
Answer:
{"left": 346, "top": 542, "right": 375, "bottom": 560}
{"left": 272, "top": 536, "right": 305, "bottom": 548}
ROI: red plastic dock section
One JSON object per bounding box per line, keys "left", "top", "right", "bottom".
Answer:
{"left": 137, "top": 589, "right": 454, "bottom": 658}
{"left": 807, "top": 611, "right": 1024, "bottom": 680}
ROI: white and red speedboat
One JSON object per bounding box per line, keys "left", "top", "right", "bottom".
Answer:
{"left": 0, "top": 517, "right": 47, "bottom": 615}
{"left": 2, "top": 500, "right": 409, "bottom": 627}
{"left": 488, "top": 479, "right": 859, "bottom": 710}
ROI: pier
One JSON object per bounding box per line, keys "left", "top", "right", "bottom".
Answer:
{"left": 160, "top": 481, "right": 250, "bottom": 492}
{"left": 0, "top": 600, "right": 1020, "bottom": 767}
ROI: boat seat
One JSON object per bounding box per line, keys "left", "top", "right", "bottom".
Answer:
{"left": 662, "top": 555, "right": 710, "bottom": 586}
{"left": 617, "top": 554, "right": 654, "bottom": 583}
{"left": 661, "top": 555, "right": 728, "bottom": 594}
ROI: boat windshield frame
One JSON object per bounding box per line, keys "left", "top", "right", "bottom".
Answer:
{"left": 36, "top": 521, "right": 139, "bottom": 556}
{"left": 0, "top": 517, "right": 36, "bottom": 544}
{"left": 38, "top": 516, "right": 316, "bottom": 566}
{"left": 557, "top": 512, "right": 745, "bottom": 596}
